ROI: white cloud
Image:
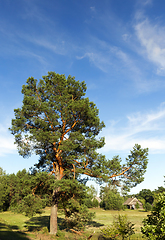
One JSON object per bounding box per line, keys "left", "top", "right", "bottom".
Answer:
{"left": 90, "top": 6, "right": 96, "bottom": 12}
{"left": 101, "top": 104, "right": 165, "bottom": 154}
{"left": 139, "top": 0, "right": 153, "bottom": 6}
{"left": 77, "top": 51, "right": 112, "bottom": 73}
{"left": 135, "top": 17, "right": 165, "bottom": 75}
{"left": 0, "top": 124, "right": 16, "bottom": 156}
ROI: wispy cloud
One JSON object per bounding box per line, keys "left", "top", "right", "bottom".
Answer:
{"left": 135, "top": 16, "right": 165, "bottom": 75}
{"left": 101, "top": 103, "right": 165, "bottom": 154}
{"left": 76, "top": 37, "right": 141, "bottom": 77}
{"left": 0, "top": 124, "right": 16, "bottom": 156}
{"left": 137, "top": 0, "right": 153, "bottom": 6}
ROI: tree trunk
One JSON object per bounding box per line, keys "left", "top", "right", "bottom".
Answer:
{"left": 50, "top": 188, "right": 59, "bottom": 234}
{"left": 49, "top": 163, "right": 63, "bottom": 234}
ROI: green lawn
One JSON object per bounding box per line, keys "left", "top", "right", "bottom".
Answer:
{"left": 0, "top": 208, "right": 149, "bottom": 239}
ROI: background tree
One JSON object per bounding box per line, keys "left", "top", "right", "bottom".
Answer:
{"left": 135, "top": 202, "right": 140, "bottom": 210}
{"left": 84, "top": 185, "right": 97, "bottom": 208}
{"left": 144, "top": 202, "right": 152, "bottom": 212}
{"left": 0, "top": 168, "right": 55, "bottom": 215}
{"left": 0, "top": 168, "right": 10, "bottom": 211}
{"left": 92, "top": 198, "right": 99, "bottom": 208}
{"left": 101, "top": 215, "right": 135, "bottom": 240}
{"left": 141, "top": 192, "right": 165, "bottom": 239}
{"left": 9, "top": 72, "right": 149, "bottom": 234}
{"left": 136, "top": 189, "right": 154, "bottom": 205}
{"left": 100, "top": 185, "right": 124, "bottom": 210}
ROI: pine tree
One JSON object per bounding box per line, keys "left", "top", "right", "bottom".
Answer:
{"left": 9, "top": 72, "right": 149, "bottom": 234}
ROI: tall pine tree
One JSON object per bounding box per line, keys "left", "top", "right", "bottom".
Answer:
{"left": 10, "top": 72, "right": 148, "bottom": 234}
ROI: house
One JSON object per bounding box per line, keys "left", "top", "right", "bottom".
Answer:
{"left": 123, "top": 197, "right": 143, "bottom": 210}
{"left": 93, "top": 196, "right": 102, "bottom": 203}
{"left": 92, "top": 197, "right": 102, "bottom": 207}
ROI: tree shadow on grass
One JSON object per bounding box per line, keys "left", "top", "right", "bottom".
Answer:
{"left": 25, "top": 216, "right": 65, "bottom": 232}
{"left": 88, "top": 220, "right": 104, "bottom": 228}
{"left": 0, "top": 222, "right": 30, "bottom": 240}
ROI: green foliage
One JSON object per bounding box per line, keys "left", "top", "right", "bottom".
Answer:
{"left": 63, "top": 199, "right": 95, "bottom": 231}
{"left": 42, "top": 226, "right": 49, "bottom": 234}
{"left": 141, "top": 192, "right": 165, "bottom": 239}
{"left": 9, "top": 72, "right": 105, "bottom": 179}
{"left": 138, "top": 198, "right": 145, "bottom": 208}
{"left": 84, "top": 198, "right": 93, "bottom": 208}
{"left": 56, "top": 230, "right": 65, "bottom": 237}
{"left": 9, "top": 72, "right": 148, "bottom": 189}
{"left": 92, "top": 198, "right": 99, "bottom": 207}
{"left": 51, "top": 178, "right": 95, "bottom": 230}
{"left": 153, "top": 186, "right": 165, "bottom": 194}
{"left": 13, "top": 194, "right": 45, "bottom": 217}
{"left": 144, "top": 202, "right": 152, "bottom": 212}
{"left": 100, "top": 186, "right": 124, "bottom": 210}
{"left": 121, "top": 144, "right": 149, "bottom": 191}
{"left": 84, "top": 185, "right": 98, "bottom": 208}
{"left": 0, "top": 169, "right": 10, "bottom": 211}
{"left": 9, "top": 72, "right": 149, "bottom": 234}
{"left": 87, "top": 185, "right": 97, "bottom": 198}
{"left": 135, "top": 202, "right": 140, "bottom": 210}
{"left": 0, "top": 167, "right": 6, "bottom": 176}
{"left": 0, "top": 169, "right": 55, "bottom": 215}
{"left": 136, "top": 189, "right": 154, "bottom": 205}
{"left": 101, "top": 214, "right": 135, "bottom": 240}
{"left": 101, "top": 225, "right": 119, "bottom": 239}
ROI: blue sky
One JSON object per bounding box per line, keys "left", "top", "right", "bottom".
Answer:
{"left": 0, "top": 0, "right": 165, "bottom": 194}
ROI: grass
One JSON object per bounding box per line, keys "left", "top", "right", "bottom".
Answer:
{"left": 0, "top": 207, "right": 149, "bottom": 240}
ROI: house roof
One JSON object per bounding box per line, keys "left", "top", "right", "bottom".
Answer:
{"left": 123, "top": 197, "right": 142, "bottom": 206}
{"left": 92, "top": 196, "right": 102, "bottom": 203}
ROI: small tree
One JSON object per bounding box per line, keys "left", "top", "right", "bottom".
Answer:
{"left": 84, "top": 185, "right": 97, "bottom": 208}
{"left": 137, "top": 189, "right": 154, "bottom": 205}
{"left": 141, "top": 192, "right": 165, "bottom": 239}
{"left": 0, "top": 169, "right": 55, "bottom": 215}
{"left": 92, "top": 198, "right": 99, "bottom": 208}
{"left": 0, "top": 169, "right": 10, "bottom": 211}
{"left": 101, "top": 215, "right": 135, "bottom": 240}
{"left": 9, "top": 72, "right": 149, "bottom": 234}
{"left": 100, "top": 186, "right": 124, "bottom": 210}
{"left": 135, "top": 202, "right": 140, "bottom": 210}
{"left": 144, "top": 202, "right": 152, "bottom": 212}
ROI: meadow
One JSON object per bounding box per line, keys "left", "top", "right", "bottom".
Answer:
{"left": 0, "top": 208, "right": 149, "bottom": 240}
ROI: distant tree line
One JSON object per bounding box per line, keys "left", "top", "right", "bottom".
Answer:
{"left": 0, "top": 167, "right": 54, "bottom": 214}
{"left": 0, "top": 167, "right": 97, "bottom": 230}
{"left": 1, "top": 166, "right": 165, "bottom": 216}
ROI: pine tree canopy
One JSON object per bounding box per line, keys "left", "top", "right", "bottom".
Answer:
{"left": 9, "top": 72, "right": 149, "bottom": 188}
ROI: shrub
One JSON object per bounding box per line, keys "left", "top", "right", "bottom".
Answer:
{"left": 144, "top": 202, "right": 152, "bottom": 212}
{"left": 62, "top": 199, "right": 95, "bottom": 231}
{"left": 141, "top": 192, "right": 165, "bottom": 239}
{"left": 135, "top": 202, "right": 140, "bottom": 210}
{"left": 42, "top": 227, "right": 49, "bottom": 234}
{"left": 101, "top": 214, "right": 135, "bottom": 240}
{"left": 12, "top": 194, "right": 46, "bottom": 217}
{"left": 93, "top": 198, "right": 99, "bottom": 208}
{"left": 101, "top": 190, "right": 124, "bottom": 210}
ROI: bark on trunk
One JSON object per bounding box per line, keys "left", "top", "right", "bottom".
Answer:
{"left": 49, "top": 163, "right": 63, "bottom": 234}
{"left": 50, "top": 188, "right": 59, "bottom": 234}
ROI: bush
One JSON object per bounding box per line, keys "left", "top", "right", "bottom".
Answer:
{"left": 101, "top": 214, "right": 135, "bottom": 240}
{"left": 135, "top": 202, "right": 140, "bottom": 210}
{"left": 101, "top": 190, "right": 124, "bottom": 210}
{"left": 144, "top": 202, "right": 152, "bottom": 212}
{"left": 42, "top": 227, "right": 49, "bottom": 234}
{"left": 84, "top": 198, "right": 93, "bottom": 208}
{"left": 62, "top": 199, "right": 95, "bottom": 231}
{"left": 12, "top": 194, "right": 46, "bottom": 217}
{"left": 141, "top": 192, "right": 165, "bottom": 239}
{"left": 92, "top": 198, "right": 99, "bottom": 207}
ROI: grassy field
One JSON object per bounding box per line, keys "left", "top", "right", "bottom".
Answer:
{"left": 0, "top": 207, "right": 149, "bottom": 240}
